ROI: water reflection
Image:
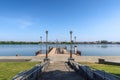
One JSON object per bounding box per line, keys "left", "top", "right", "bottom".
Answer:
{"left": 0, "top": 44, "right": 120, "bottom": 56}
{"left": 100, "top": 45, "right": 108, "bottom": 48}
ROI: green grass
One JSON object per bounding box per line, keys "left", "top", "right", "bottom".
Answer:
{"left": 0, "top": 62, "right": 39, "bottom": 80}
{"left": 79, "top": 62, "right": 120, "bottom": 77}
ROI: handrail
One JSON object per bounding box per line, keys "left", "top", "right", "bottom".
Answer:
{"left": 68, "top": 60, "right": 119, "bottom": 80}
{"left": 12, "top": 60, "right": 50, "bottom": 80}
{"left": 112, "top": 74, "right": 120, "bottom": 79}
{"left": 23, "top": 61, "right": 49, "bottom": 79}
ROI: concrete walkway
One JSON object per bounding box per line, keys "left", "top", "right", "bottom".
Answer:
{"left": 38, "top": 61, "right": 84, "bottom": 80}
{"left": 0, "top": 55, "right": 120, "bottom": 62}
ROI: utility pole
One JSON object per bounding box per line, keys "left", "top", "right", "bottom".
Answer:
{"left": 40, "top": 36, "right": 42, "bottom": 51}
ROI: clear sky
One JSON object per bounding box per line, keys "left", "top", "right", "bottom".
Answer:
{"left": 0, "top": 0, "right": 120, "bottom": 42}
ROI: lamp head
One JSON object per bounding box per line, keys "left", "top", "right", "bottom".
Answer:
{"left": 70, "top": 31, "right": 72, "bottom": 34}
{"left": 46, "top": 30, "right": 48, "bottom": 34}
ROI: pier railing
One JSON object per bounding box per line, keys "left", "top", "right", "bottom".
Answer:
{"left": 12, "top": 60, "right": 50, "bottom": 80}
{"left": 35, "top": 47, "right": 53, "bottom": 55}
{"left": 68, "top": 60, "right": 120, "bottom": 80}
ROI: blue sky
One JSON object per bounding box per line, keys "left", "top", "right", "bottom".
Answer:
{"left": 0, "top": 0, "right": 120, "bottom": 42}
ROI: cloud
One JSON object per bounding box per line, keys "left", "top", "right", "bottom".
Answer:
{"left": 18, "top": 20, "right": 33, "bottom": 29}
{"left": 0, "top": 16, "right": 34, "bottom": 29}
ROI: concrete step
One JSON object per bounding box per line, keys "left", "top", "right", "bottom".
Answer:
{"left": 38, "top": 61, "right": 84, "bottom": 80}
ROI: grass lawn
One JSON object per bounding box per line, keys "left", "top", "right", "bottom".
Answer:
{"left": 79, "top": 62, "right": 120, "bottom": 77}
{"left": 0, "top": 62, "right": 39, "bottom": 80}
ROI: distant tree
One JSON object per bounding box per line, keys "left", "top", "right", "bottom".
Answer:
{"left": 101, "top": 40, "right": 108, "bottom": 44}
{"left": 116, "top": 42, "right": 120, "bottom": 44}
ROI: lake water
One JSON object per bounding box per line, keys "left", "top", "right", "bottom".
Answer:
{"left": 0, "top": 44, "right": 120, "bottom": 56}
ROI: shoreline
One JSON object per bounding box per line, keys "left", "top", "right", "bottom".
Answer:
{"left": 0, "top": 55, "right": 120, "bottom": 62}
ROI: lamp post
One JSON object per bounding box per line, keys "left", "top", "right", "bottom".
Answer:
{"left": 45, "top": 30, "right": 48, "bottom": 59}
{"left": 74, "top": 36, "right": 77, "bottom": 54}
{"left": 70, "top": 31, "right": 73, "bottom": 59}
{"left": 56, "top": 39, "right": 58, "bottom": 48}
{"left": 74, "top": 36, "right": 76, "bottom": 44}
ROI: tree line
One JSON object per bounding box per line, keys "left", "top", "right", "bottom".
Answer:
{"left": 0, "top": 40, "right": 120, "bottom": 44}
{"left": 0, "top": 41, "right": 38, "bottom": 44}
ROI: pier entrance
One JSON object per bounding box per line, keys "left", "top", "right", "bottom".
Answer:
{"left": 38, "top": 48, "right": 84, "bottom": 80}
{"left": 38, "top": 61, "right": 84, "bottom": 80}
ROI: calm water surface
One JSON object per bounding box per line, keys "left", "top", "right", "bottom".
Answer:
{"left": 0, "top": 44, "right": 120, "bottom": 56}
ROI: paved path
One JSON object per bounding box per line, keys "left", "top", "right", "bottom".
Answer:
{"left": 38, "top": 61, "right": 84, "bottom": 80}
